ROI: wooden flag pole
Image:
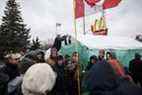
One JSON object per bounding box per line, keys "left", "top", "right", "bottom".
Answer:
{"left": 73, "top": 0, "right": 77, "bottom": 41}
{"left": 73, "top": 0, "right": 81, "bottom": 95}
{"left": 83, "top": 0, "right": 86, "bottom": 35}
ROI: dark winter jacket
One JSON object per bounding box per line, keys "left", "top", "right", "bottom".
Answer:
{"left": 129, "top": 59, "right": 142, "bottom": 78}
{"left": 0, "top": 63, "right": 22, "bottom": 95}
{"left": 82, "top": 62, "right": 142, "bottom": 95}
{"left": 0, "top": 71, "right": 9, "bottom": 95}
{"left": 2, "top": 63, "right": 20, "bottom": 82}
{"left": 51, "top": 64, "right": 65, "bottom": 95}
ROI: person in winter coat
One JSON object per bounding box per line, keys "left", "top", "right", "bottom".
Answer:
{"left": 1, "top": 53, "right": 23, "bottom": 95}
{"left": 65, "top": 52, "right": 80, "bottom": 95}
{"left": 22, "top": 63, "right": 57, "bottom": 95}
{"left": 53, "top": 55, "right": 66, "bottom": 95}
{"left": 82, "top": 61, "right": 142, "bottom": 95}
{"left": 129, "top": 53, "right": 142, "bottom": 86}
{"left": 2, "top": 53, "right": 21, "bottom": 81}
{"left": 107, "top": 52, "right": 131, "bottom": 80}
{"left": 107, "top": 52, "right": 125, "bottom": 77}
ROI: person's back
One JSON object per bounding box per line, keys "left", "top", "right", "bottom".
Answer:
{"left": 129, "top": 53, "right": 142, "bottom": 86}
{"left": 116, "top": 79, "right": 142, "bottom": 95}
{"left": 129, "top": 58, "right": 142, "bottom": 72}
{"left": 82, "top": 62, "right": 142, "bottom": 95}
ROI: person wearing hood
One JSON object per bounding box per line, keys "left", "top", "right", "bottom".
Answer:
{"left": 86, "top": 55, "right": 98, "bottom": 71}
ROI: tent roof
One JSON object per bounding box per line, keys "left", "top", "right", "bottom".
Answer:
{"left": 76, "top": 34, "right": 142, "bottom": 49}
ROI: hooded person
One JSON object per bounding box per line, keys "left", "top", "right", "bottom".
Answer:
{"left": 82, "top": 61, "right": 142, "bottom": 95}
{"left": 86, "top": 55, "right": 98, "bottom": 70}
{"left": 22, "top": 63, "right": 57, "bottom": 95}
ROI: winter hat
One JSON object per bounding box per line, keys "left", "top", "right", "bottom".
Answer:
{"left": 90, "top": 55, "right": 98, "bottom": 61}
{"left": 5, "top": 53, "right": 21, "bottom": 59}
{"left": 22, "top": 63, "right": 57, "bottom": 95}
{"left": 57, "top": 55, "right": 64, "bottom": 60}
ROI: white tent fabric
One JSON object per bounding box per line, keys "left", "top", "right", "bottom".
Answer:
{"left": 77, "top": 34, "right": 142, "bottom": 50}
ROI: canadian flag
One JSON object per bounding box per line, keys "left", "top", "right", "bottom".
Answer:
{"left": 75, "top": 0, "right": 122, "bottom": 18}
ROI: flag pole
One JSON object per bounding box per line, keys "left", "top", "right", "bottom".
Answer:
{"left": 83, "top": 0, "right": 86, "bottom": 35}
{"left": 73, "top": 0, "right": 80, "bottom": 95}
{"left": 73, "top": 0, "right": 77, "bottom": 43}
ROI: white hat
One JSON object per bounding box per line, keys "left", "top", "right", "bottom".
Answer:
{"left": 22, "top": 63, "right": 57, "bottom": 95}
{"left": 5, "top": 53, "right": 21, "bottom": 59}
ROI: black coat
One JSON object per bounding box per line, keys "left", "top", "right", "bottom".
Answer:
{"left": 53, "top": 64, "right": 65, "bottom": 95}
{"left": 0, "top": 72, "right": 9, "bottom": 95}
{"left": 2, "top": 63, "right": 20, "bottom": 82}
{"left": 129, "top": 59, "right": 142, "bottom": 78}
{"left": 0, "top": 63, "right": 22, "bottom": 95}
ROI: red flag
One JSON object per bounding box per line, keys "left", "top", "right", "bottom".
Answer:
{"left": 103, "top": 0, "right": 121, "bottom": 9}
{"left": 85, "top": 0, "right": 101, "bottom": 7}
{"left": 75, "top": 0, "right": 102, "bottom": 18}
{"left": 75, "top": 0, "right": 84, "bottom": 18}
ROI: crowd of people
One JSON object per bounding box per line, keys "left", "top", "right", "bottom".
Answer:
{"left": 0, "top": 38, "right": 142, "bottom": 95}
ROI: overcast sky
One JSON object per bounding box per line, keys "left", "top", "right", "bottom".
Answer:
{"left": 0, "top": 0, "right": 142, "bottom": 41}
